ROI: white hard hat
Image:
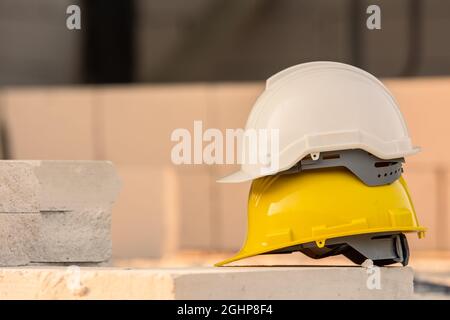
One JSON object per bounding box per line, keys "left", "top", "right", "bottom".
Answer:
{"left": 219, "top": 61, "right": 420, "bottom": 183}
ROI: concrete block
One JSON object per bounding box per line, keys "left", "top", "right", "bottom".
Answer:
{"left": 0, "top": 161, "right": 39, "bottom": 213}
{"left": 30, "top": 210, "right": 111, "bottom": 263}
{"left": 26, "top": 160, "right": 121, "bottom": 211}
{"left": 0, "top": 266, "right": 414, "bottom": 299}
{"left": 0, "top": 214, "right": 41, "bottom": 266}
{"left": 0, "top": 160, "right": 119, "bottom": 264}
{"left": 112, "top": 165, "right": 178, "bottom": 259}
{"left": 29, "top": 160, "right": 119, "bottom": 262}
{"left": 2, "top": 88, "right": 95, "bottom": 159}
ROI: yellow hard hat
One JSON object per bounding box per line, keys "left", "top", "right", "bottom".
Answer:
{"left": 216, "top": 168, "right": 425, "bottom": 266}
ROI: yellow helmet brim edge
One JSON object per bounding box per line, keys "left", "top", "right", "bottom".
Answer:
{"left": 214, "top": 226, "right": 426, "bottom": 267}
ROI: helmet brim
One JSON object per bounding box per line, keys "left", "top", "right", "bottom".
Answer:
{"left": 217, "top": 170, "right": 254, "bottom": 183}
{"left": 215, "top": 227, "right": 426, "bottom": 266}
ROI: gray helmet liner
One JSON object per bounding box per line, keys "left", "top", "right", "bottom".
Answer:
{"left": 280, "top": 149, "right": 404, "bottom": 186}
{"left": 266, "top": 232, "right": 410, "bottom": 266}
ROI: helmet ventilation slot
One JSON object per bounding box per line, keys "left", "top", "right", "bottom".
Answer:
{"left": 282, "top": 149, "right": 405, "bottom": 186}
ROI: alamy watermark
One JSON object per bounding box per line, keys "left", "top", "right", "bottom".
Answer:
{"left": 171, "top": 121, "right": 280, "bottom": 175}
{"left": 65, "top": 265, "right": 88, "bottom": 296}
{"left": 366, "top": 4, "right": 381, "bottom": 30}
{"left": 363, "top": 259, "right": 382, "bottom": 290}
{"left": 66, "top": 5, "right": 81, "bottom": 30}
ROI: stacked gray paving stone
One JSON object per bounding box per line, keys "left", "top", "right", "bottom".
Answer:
{"left": 0, "top": 161, "right": 121, "bottom": 266}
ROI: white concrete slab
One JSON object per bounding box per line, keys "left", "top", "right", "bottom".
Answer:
{"left": 0, "top": 266, "right": 414, "bottom": 299}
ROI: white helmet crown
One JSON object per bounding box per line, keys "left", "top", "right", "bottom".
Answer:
{"left": 219, "top": 61, "right": 419, "bottom": 183}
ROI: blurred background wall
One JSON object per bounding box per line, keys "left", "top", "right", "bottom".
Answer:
{"left": 0, "top": 0, "right": 449, "bottom": 259}
{"left": 1, "top": 80, "right": 449, "bottom": 259}
{"left": 1, "top": 0, "right": 450, "bottom": 85}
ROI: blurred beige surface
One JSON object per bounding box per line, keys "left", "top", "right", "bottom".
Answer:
{"left": 0, "top": 263, "right": 415, "bottom": 300}
{"left": 111, "top": 250, "right": 450, "bottom": 271}
{"left": 0, "top": 79, "right": 448, "bottom": 259}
